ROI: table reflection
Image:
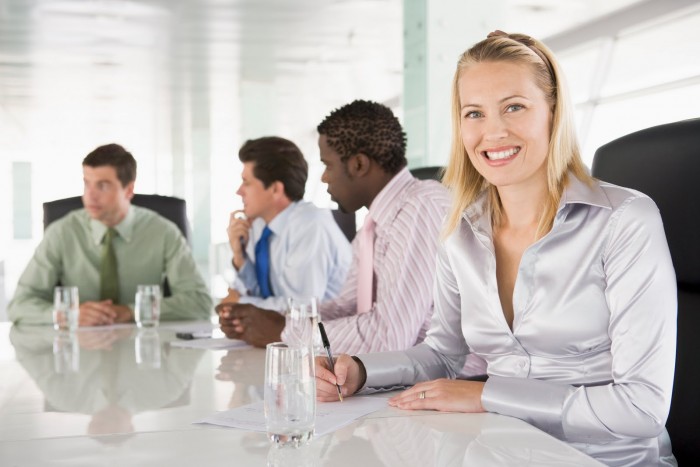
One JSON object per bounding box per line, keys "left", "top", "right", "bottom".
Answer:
{"left": 9, "top": 325, "right": 204, "bottom": 438}
{"left": 418, "top": 414, "right": 666, "bottom": 466}
{"left": 216, "top": 348, "right": 265, "bottom": 409}
{"left": 345, "top": 414, "right": 600, "bottom": 467}
{"left": 267, "top": 442, "right": 321, "bottom": 467}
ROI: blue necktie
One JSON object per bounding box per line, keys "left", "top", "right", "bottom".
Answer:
{"left": 255, "top": 226, "right": 273, "bottom": 298}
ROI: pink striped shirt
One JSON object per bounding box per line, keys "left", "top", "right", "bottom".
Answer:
{"left": 318, "top": 167, "right": 450, "bottom": 354}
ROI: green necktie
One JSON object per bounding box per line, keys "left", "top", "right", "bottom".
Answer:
{"left": 100, "top": 227, "right": 120, "bottom": 303}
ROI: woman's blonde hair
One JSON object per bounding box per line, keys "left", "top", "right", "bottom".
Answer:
{"left": 442, "top": 32, "right": 591, "bottom": 238}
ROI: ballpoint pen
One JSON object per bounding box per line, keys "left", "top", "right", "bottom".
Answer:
{"left": 318, "top": 322, "right": 343, "bottom": 402}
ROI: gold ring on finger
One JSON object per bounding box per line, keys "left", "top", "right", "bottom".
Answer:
{"left": 419, "top": 391, "right": 426, "bottom": 400}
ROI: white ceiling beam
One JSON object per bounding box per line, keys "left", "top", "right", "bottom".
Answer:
{"left": 544, "top": 0, "right": 700, "bottom": 52}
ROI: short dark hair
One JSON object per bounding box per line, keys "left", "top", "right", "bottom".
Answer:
{"left": 238, "top": 137, "right": 308, "bottom": 201}
{"left": 82, "top": 144, "right": 137, "bottom": 187}
{"left": 317, "top": 100, "right": 407, "bottom": 174}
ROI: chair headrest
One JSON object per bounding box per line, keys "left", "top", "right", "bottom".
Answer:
{"left": 592, "top": 118, "right": 700, "bottom": 286}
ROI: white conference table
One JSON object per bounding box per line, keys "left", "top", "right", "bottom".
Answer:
{"left": 0, "top": 321, "right": 603, "bottom": 466}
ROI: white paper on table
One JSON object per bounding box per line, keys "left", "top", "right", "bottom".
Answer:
{"left": 196, "top": 397, "right": 388, "bottom": 436}
{"left": 170, "top": 337, "right": 251, "bottom": 350}
{"left": 161, "top": 321, "right": 218, "bottom": 333}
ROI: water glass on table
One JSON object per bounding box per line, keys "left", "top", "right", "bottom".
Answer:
{"left": 135, "top": 284, "right": 161, "bottom": 328}
{"left": 264, "top": 342, "right": 316, "bottom": 447}
{"left": 286, "top": 297, "right": 321, "bottom": 354}
{"left": 53, "top": 286, "right": 80, "bottom": 332}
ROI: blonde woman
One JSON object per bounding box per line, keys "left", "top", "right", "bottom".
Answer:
{"left": 316, "top": 32, "right": 677, "bottom": 466}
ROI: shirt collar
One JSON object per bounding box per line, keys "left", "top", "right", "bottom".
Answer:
{"left": 559, "top": 174, "right": 610, "bottom": 211}
{"left": 90, "top": 205, "right": 135, "bottom": 245}
{"left": 267, "top": 201, "right": 298, "bottom": 235}
{"left": 462, "top": 173, "right": 610, "bottom": 232}
{"left": 463, "top": 190, "right": 491, "bottom": 237}
{"left": 368, "top": 167, "right": 414, "bottom": 227}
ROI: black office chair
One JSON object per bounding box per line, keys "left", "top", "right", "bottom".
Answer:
{"left": 409, "top": 165, "right": 444, "bottom": 182}
{"left": 43, "top": 194, "right": 191, "bottom": 243}
{"left": 332, "top": 209, "right": 356, "bottom": 243}
{"left": 591, "top": 118, "right": 700, "bottom": 465}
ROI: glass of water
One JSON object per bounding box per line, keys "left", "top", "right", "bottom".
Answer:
{"left": 135, "top": 284, "right": 161, "bottom": 328}
{"left": 264, "top": 342, "right": 316, "bottom": 447}
{"left": 53, "top": 286, "right": 80, "bottom": 332}
{"left": 286, "top": 297, "right": 321, "bottom": 354}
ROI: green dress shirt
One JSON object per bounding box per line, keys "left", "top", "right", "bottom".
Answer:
{"left": 8, "top": 205, "right": 213, "bottom": 324}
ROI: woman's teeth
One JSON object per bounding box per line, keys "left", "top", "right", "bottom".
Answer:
{"left": 485, "top": 147, "right": 520, "bottom": 160}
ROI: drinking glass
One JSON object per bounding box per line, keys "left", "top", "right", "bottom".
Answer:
{"left": 286, "top": 297, "right": 321, "bottom": 353}
{"left": 264, "top": 342, "right": 316, "bottom": 447}
{"left": 135, "top": 285, "right": 161, "bottom": 328}
{"left": 53, "top": 286, "right": 80, "bottom": 332}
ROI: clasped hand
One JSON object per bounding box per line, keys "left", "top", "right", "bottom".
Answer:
{"left": 216, "top": 303, "right": 285, "bottom": 348}
{"left": 79, "top": 300, "right": 133, "bottom": 326}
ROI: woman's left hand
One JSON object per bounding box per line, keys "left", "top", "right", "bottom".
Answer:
{"left": 388, "top": 379, "right": 486, "bottom": 413}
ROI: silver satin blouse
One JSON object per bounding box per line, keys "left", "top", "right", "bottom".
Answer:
{"left": 360, "top": 175, "right": 677, "bottom": 466}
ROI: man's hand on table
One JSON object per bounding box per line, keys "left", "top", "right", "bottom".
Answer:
{"left": 216, "top": 303, "right": 284, "bottom": 348}
{"left": 79, "top": 300, "right": 134, "bottom": 326}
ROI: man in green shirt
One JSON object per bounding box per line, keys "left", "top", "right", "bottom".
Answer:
{"left": 7, "top": 144, "right": 212, "bottom": 326}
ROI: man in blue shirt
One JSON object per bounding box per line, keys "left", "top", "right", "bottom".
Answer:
{"left": 220, "top": 136, "right": 351, "bottom": 312}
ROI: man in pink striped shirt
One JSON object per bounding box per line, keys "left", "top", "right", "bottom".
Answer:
{"left": 219, "top": 100, "right": 450, "bottom": 354}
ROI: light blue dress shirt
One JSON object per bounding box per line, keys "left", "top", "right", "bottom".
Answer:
{"left": 234, "top": 201, "right": 352, "bottom": 312}
{"left": 359, "top": 175, "right": 677, "bottom": 466}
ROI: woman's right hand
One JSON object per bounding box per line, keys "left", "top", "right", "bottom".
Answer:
{"left": 315, "top": 354, "right": 364, "bottom": 401}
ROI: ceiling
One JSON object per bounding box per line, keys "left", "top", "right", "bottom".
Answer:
{"left": 0, "top": 0, "right": 646, "bottom": 109}
{"left": 0, "top": 0, "right": 657, "bottom": 177}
